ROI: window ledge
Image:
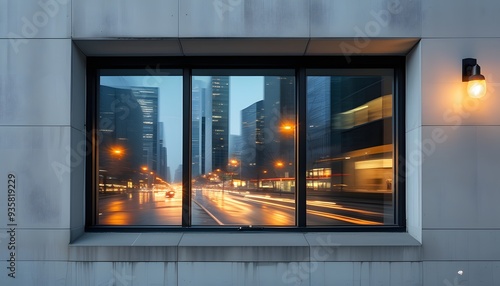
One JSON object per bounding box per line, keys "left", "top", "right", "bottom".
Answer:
{"left": 69, "top": 232, "right": 421, "bottom": 262}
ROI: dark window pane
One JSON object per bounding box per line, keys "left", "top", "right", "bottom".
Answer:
{"left": 191, "top": 73, "right": 296, "bottom": 226}
{"left": 306, "top": 70, "right": 394, "bottom": 226}
{"left": 97, "top": 72, "right": 183, "bottom": 225}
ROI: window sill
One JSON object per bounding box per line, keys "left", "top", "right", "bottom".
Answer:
{"left": 69, "top": 232, "right": 421, "bottom": 262}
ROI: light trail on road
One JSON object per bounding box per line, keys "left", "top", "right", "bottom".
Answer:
{"left": 243, "top": 194, "right": 383, "bottom": 217}
{"left": 193, "top": 191, "right": 384, "bottom": 225}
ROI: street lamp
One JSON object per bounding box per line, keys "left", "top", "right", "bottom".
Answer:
{"left": 107, "top": 146, "right": 127, "bottom": 192}
{"left": 274, "top": 161, "right": 285, "bottom": 194}
{"left": 110, "top": 146, "right": 125, "bottom": 158}
{"left": 229, "top": 159, "right": 242, "bottom": 188}
{"left": 140, "top": 166, "right": 150, "bottom": 190}
{"left": 280, "top": 122, "right": 295, "bottom": 133}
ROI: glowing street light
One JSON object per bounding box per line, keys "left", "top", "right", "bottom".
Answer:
{"left": 280, "top": 122, "right": 295, "bottom": 134}
{"left": 111, "top": 146, "right": 124, "bottom": 156}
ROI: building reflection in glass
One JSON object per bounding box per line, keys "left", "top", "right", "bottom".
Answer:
{"left": 95, "top": 70, "right": 396, "bottom": 227}
{"left": 191, "top": 73, "right": 296, "bottom": 226}
{"left": 306, "top": 70, "right": 394, "bottom": 225}
{"left": 97, "top": 73, "right": 183, "bottom": 226}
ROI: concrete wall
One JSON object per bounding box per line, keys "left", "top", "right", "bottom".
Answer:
{"left": 1, "top": 0, "right": 500, "bottom": 285}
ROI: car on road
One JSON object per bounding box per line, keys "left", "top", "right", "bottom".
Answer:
{"left": 165, "top": 190, "right": 175, "bottom": 198}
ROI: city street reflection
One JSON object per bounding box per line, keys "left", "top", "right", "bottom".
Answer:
{"left": 96, "top": 71, "right": 396, "bottom": 227}
{"left": 97, "top": 73, "right": 183, "bottom": 225}
{"left": 98, "top": 184, "right": 386, "bottom": 226}
{"left": 99, "top": 189, "right": 182, "bottom": 225}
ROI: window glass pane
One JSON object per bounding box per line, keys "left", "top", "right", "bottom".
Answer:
{"left": 191, "top": 72, "right": 296, "bottom": 226}
{"left": 306, "top": 70, "right": 394, "bottom": 226}
{"left": 97, "top": 71, "right": 183, "bottom": 225}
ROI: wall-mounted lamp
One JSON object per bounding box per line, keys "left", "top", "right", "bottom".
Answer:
{"left": 462, "top": 58, "right": 487, "bottom": 98}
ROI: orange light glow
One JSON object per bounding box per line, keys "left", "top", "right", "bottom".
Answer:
{"left": 467, "top": 79, "right": 487, "bottom": 98}
{"left": 281, "top": 123, "right": 295, "bottom": 133}
{"left": 111, "top": 147, "right": 124, "bottom": 156}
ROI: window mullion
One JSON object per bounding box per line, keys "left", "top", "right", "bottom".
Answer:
{"left": 182, "top": 68, "right": 192, "bottom": 227}
{"left": 394, "top": 65, "right": 406, "bottom": 226}
{"left": 296, "top": 67, "right": 307, "bottom": 227}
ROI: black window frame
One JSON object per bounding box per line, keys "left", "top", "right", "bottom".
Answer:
{"left": 86, "top": 56, "right": 406, "bottom": 232}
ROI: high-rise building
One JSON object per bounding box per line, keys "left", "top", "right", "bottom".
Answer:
{"left": 210, "top": 76, "right": 230, "bottom": 171}
{"left": 192, "top": 80, "right": 204, "bottom": 177}
{"left": 192, "top": 79, "right": 216, "bottom": 176}
{"left": 166, "top": 166, "right": 171, "bottom": 183}
{"left": 157, "top": 122, "right": 168, "bottom": 181}
{"left": 99, "top": 85, "right": 144, "bottom": 188}
{"left": 98, "top": 85, "right": 160, "bottom": 188}
{"left": 306, "top": 76, "right": 335, "bottom": 190}
{"left": 240, "top": 100, "right": 264, "bottom": 180}
{"left": 228, "top": 134, "right": 242, "bottom": 160}
{"left": 306, "top": 76, "right": 332, "bottom": 168}
{"left": 174, "top": 164, "right": 183, "bottom": 183}
{"left": 130, "top": 86, "right": 159, "bottom": 173}
{"left": 262, "top": 76, "right": 295, "bottom": 180}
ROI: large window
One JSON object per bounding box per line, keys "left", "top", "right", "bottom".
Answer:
{"left": 86, "top": 57, "right": 405, "bottom": 230}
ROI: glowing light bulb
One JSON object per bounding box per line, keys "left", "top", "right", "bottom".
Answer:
{"left": 467, "top": 79, "right": 486, "bottom": 98}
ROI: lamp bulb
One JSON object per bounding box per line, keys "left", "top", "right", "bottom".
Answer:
{"left": 467, "top": 79, "right": 486, "bottom": 98}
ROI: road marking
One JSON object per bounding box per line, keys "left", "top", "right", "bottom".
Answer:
{"left": 193, "top": 199, "right": 224, "bottom": 225}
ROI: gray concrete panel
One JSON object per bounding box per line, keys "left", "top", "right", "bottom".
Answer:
{"left": 178, "top": 232, "right": 309, "bottom": 262}
{"left": 69, "top": 246, "right": 179, "bottom": 262}
{"left": 424, "top": 261, "right": 500, "bottom": 286}
{"left": 0, "top": 229, "right": 70, "bottom": 261}
{"left": 310, "top": 0, "right": 421, "bottom": 38}
{"left": 0, "top": 0, "right": 71, "bottom": 39}
{"left": 310, "top": 262, "right": 422, "bottom": 286}
{"left": 0, "top": 261, "right": 69, "bottom": 286}
{"left": 422, "top": 125, "right": 500, "bottom": 229}
{"left": 423, "top": 0, "right": 500, "bottom": 37}
{"left": 72, "top": 0, "right": 178, "bottom": 38}
{"left": 423, "top": 230, "right": 500, "bottom": 261}
{"left": 0, "top": 39, "right": 71, "bottom": 126}
{"left": 0, "top": 126, "right": 71, "bottom": 229}
{"left": 178, "top": 262, "right": 310, "bottom": 286}
{"left": 179, "top": 0, "right": 309, "bottom": 37}
{"left": 65, "top": 261, "right": 178, "bottom": 286}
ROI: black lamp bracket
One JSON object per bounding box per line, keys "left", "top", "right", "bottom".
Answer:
{"left": 462, "top": 58, "right": 477, "bottom": 82}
